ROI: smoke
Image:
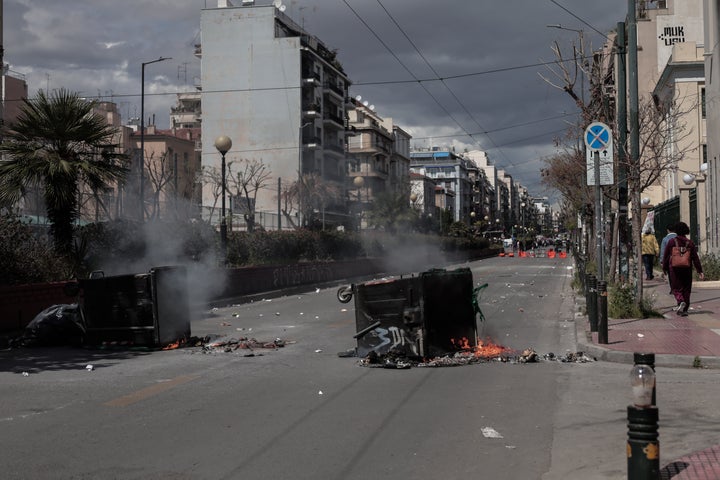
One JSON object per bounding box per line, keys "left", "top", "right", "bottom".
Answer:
{"left": 361, "top": 232, "right": 453, "bottom": 275}
{"left": 90, "top": 219, "right": 225, "bottom": 312}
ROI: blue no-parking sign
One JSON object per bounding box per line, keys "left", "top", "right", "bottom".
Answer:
{"left": 584, "top": 122, "right": 611, "bottom": 151}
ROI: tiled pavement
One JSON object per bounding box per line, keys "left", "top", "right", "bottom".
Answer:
{"left": 660, "top": 445, "right": 720, "bottom": 480}
{"left": 577, "top": 276, "right": 720, "bottom": 479}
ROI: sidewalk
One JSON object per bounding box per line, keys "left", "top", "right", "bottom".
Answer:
{"left": 576, "top": 278, "right": 720, "bottom": 368}
{"left": 575, "top": 275, "right": 720, "bottom": 479}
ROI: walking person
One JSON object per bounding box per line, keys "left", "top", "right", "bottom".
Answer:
{"left": 659, "top": 223, "right": 677, "bottom": 293}
{"left": 661, "top": 222, "right": 704, "bottom": 316}
{"left": 641, "top": 227, "right": 660, "bottom": 280}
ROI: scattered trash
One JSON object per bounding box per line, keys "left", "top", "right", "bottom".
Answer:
{"left": 637, "top": 333, "right": 645, "bottom": 338}
{"left": 232, "top": 313, "right": 240, "bottom": 318}
{"left": 275, "top": 312, "right": 280, "bottom": 316}
{"left": 221, "top": 322, "right": 231, "bottom": 326}
{"left": 315, "top": 349, "right": 322, "bottom": 353}
{"left": 340, "top": 308, "right": 347, "bottom": 312}
{"left": 318, "top": 390, "right": 323, "bottom": 395}
{"left": 22, "top": 372, "right": 29, "bottom": 377}
{"left": 315, "top": 288, "right": 321, "bottom": 293}
{"left": 19, "top": 304, "right": 85, "bottom": 347}
{"left": 481, "top": 427, "right": 504, "bottom": 439}
{"left": 85, "top": 364, "right": 94, "bottom": 371}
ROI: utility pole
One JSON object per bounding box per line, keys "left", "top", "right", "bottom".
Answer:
{"left": 617, "top": 22, "right": 629, "bottom": 281}
{"left": 628, "top": 0, "right": 641, "bottom": 290}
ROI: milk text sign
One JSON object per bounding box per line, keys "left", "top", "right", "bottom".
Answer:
{"left": 584, "top": 122, "right": 614, "bottom": 186}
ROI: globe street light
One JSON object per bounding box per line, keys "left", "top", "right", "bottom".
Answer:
{"left": 214, "top": 135, "right": 232, "bottom": 258}
{"left": 353, "top": 176, "right": 364, "bottom": 230}
{"left": 140, "top": 56, "right": 171, "bottom": 221}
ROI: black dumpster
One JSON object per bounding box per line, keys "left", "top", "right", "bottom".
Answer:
{"left": 79, "top": 266, "right": 190, "bottom": 347}
{"left": 352, "top": 268, "right": 478, "bottom": 358}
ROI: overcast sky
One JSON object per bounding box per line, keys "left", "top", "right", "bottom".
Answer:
{"left": 3, "top": 0, "right": 629, "bottom": 200}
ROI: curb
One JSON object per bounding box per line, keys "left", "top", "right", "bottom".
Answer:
{"left": 572, "top": 296, "right": 720, "bottom": 369}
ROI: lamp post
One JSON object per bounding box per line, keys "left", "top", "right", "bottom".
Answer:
{"left": 140, "top": 56, "right": 171, "bottom": 221}
{"left": 682, "top": 163, "right": 708, "bottom": 249}
{"left": 547, "top": 24, "right": 585, "bottom": 106}
{"left": 354, "top": 176, "right": 364, "bottom": 230}
{"left": 214, "top": 135, "right": 232, "bottom": 259}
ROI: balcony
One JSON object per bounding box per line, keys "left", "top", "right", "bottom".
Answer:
{"left": 323, "top": 112, "right": 345, "bottom": 129}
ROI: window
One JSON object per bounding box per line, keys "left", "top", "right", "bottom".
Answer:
{"left": 702, "top": 87, "right": 706, "bottom": 118}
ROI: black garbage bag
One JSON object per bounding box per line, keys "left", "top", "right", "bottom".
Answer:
{"left": 21, "top": 304, "right": 85, "bottom": 347}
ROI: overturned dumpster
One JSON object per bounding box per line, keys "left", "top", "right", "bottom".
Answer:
{"left": 77, "top": 266, "right": 190, "bottom": 348}
{"left": 348, "top": 268, "right": 479, "bottom": 359}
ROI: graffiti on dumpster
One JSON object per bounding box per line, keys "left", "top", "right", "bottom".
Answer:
{"left": 373, "top": 326, "right": 419, "bottom": 356}
{"left": 272, "top": 264, "right": 333, "bottom": 288}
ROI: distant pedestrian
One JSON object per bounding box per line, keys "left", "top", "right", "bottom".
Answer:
{"left": 661, "top": 222, "right": 704, "bottom": 316}
{"left": 641, "top": 228, "right": 660, "bottom": 280}
{"left": 660, "top": 223, "right": 677, "bottom": 292}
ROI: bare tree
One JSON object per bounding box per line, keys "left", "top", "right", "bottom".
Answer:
{"left": 145, "top": 150, "right": 174, "bottom": 220}
{"left": 541, "top": 33, "right": 696, "bottom": 300}
{"left": 285, "top": 172, "right": 342, "bottom": 229}
{"left": 226, "top": 159, "right": 272, "bottom": 232}
{"left": 198, "top": 165, "right": 222, "bottom": 225}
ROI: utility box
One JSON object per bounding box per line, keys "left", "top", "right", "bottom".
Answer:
{"left": 79, "top": 266, "right": 190, "bottom": 347}
{"left": 352, "top": 268, "right": 477, "bottom": 358}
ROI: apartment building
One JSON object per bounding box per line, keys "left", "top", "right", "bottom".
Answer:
{"left": 409, "top": 148, "right": 478, "bottom": 224}
{"left": 346, "top": 98, "right": 412, "bottom": 218}
{"left": 199, "top": 1, "right": 352, "bottom": 230}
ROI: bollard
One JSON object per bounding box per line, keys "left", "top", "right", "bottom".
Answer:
{"left": 597, "top": 280, "right": 608, "bottom": 344}
{"left": 627, "top": 406, "right": 660, "bottom": 480}
{"left": 634, "top": 353, "right": 656, "bottom": 406}
{"left": 587, "top": 275, "right": 598, "bottom": 332}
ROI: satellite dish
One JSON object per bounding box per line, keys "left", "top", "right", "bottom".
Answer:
{"left": 369, "top": 105, "right": 375, "bottom": 111}
{"left": 355, "top": 95, "right": 362, "bottom": 101}
{"left": 272, "top": 0, "right": 285, "bottom": 10}
{"left": 363, "top": 101, "right": 369, "bottom": 106}
{"left": 279, "top": 4, "right": 286, "bottom": 11}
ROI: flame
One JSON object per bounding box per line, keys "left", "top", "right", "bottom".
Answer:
{"left": 450, "top": 336, "right": 511, "bottom": 358}
{"left": 162, "top": 337, "right": 186, "bottom": 350}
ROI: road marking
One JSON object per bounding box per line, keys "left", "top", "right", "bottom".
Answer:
{"left": 103, "top": 375, "right": 198, "bottom": 407}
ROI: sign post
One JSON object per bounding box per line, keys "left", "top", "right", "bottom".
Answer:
{"left": 584, "top": 122, "right": 612, "bottom": 284}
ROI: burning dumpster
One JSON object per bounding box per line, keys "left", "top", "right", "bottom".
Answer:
{"left": 347, "top": 268, "right": 478, "bottom": 359}
{"left": 79, "top": 266, "right": 190, "bottom": 347}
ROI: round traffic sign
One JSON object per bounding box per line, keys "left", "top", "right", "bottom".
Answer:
{"left": 584, "top": 122, "right": 611, "bottom": 151}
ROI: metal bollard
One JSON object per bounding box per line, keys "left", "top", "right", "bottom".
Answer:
{"left": 587, "top": 275, "right": 598, "bottom": 332}
{"left": 634, "top": 353, "right": 656, "bottom": 406}
{"left": 627, "top": 406, "right": 660, "bottom": 480}
{"left": 597, "top": 280, "right": 608, "bottom": 344}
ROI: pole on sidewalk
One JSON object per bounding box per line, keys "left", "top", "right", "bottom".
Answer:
{"left": 587, "top": 275, "right": 598, "bottom": 332}
{"left": 627, "top": 405, "right": 660, "bottom": 480}
{"left": 597, "top": 280, "right": 608, "bottom": 344}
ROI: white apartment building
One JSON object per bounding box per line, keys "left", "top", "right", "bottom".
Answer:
{"left": 199, "top": 1, "right": 352, "bottom": 230}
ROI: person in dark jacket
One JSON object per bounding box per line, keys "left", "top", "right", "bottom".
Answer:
{"left": 661, "top": 222, "right": 704, "bottom": 316}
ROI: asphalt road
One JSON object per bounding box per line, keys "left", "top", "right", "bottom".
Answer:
{"left": 2, "top": 255, "right": 719, "bottom": 479}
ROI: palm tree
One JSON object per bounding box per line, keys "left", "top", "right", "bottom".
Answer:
{"left": 0, "top": 88, "right": 129, "bottom": 253}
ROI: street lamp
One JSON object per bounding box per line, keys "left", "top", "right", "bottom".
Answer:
{"left": 682, "top": 163, "right": 708, "bottom": 185}
{"left": 353, "top": 176, "right": 364, "bottom": 230}
{"left": 140, "top": 56, "right": 171, "bottom": 221}
{"left": 214, "top": 135, "right": 232, "bottom": 258}
{"left": 547, "top": 24, "right": 585, "bottom": 106}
